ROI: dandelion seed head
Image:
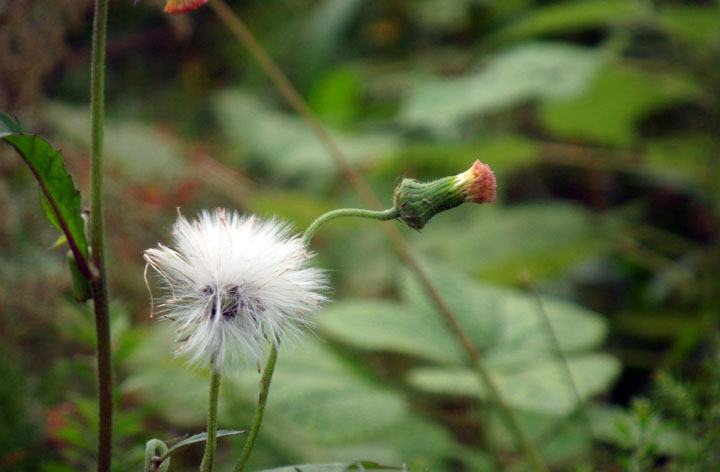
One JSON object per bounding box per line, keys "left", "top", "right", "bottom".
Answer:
{"left": 144, "top": 208, "right": 328, "bottom": 371}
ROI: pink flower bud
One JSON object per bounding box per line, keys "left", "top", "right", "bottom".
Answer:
{"left": 454, "top": 160, "right": 496, "bottom": 204}
{"left": 164, "top": 0, "right": 207, "bottom": 14}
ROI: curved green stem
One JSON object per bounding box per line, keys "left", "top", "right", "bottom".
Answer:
{"left": 200, "top": 366, "right": 222, "bottom": 472}
{"left": 302, "top": 207, "right": 399, "bottom": 245}
{"left": 234, "top": 207, "right": 397, "bottom": 471}
{"left": 90, "top": 0, "right": 112, "bottom": 471}
{"left": 145, "top": 439, "right": 170, "bottom": 472}
{"left": 233, "top": 345, "right": 278, "bottom": 472}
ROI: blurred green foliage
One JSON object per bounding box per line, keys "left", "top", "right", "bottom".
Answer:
{"left": 1, "top": 0, "right": 719, "bottom": 470}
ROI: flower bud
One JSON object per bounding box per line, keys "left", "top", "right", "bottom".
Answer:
{"left": 393, "top": 160, "right": 496, "bottom": 230}
{"left": 164, "top": 0, "right": 207, "bottom": 14}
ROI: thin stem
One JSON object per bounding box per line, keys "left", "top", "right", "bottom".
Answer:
{"left": 302, "top": 207, "right": 399, "bottom": 245}
{"left": 200, "top": 366, "right": 222, "bottom": 472}
{"left": 234, "top": 345, "right": 278, "bottom": 472}
{"left": 523, "top": 271, "right": 596, "bottom": 439}
{"left": 209, "top": 1, "right": 547, "bottom": 469}
{"left": 89, "top": 0, "right": 112, "bottom": 471}
{"left": 233, "top": 208, "right": 396, "bottom": 470}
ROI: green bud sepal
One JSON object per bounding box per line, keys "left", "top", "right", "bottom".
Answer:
{"left": 393, "top": 160, "right": 496, "bottom": 230}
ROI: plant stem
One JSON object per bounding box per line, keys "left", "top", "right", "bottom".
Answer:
{"left": 200, "top": 366, "right": 222, "bottom": 472}
{"left": 209, "top": 1, "right": 547, "bottom": 469}
{"left": 523, "top": 270, "right": 596, "bottom": 439}
{"left": 233, "top": 345, "right": 278, "bottom": 472}
{"left": 90, "top": 0, "right": 112, "bottom": 471}
{"left": 233, "top": 208, "right": 396, "bottom": 470}
{"left": 302, "top": 208, "right": 399, "bottom": 245}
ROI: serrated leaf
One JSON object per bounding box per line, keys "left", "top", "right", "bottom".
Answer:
{"left": 400, "top": 42, "right": 604, "bottom": 131}
{"left": 2, "top": 130, "right": 91, "bottom": 278}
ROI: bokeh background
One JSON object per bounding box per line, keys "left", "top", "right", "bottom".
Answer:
{"left": 1, "top": 0, "right": 719, "bottom": 470}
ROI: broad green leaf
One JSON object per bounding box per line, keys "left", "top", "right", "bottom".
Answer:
{"left": 299, "top": 0, "right": 364, "bottom": 87}
{"left": 2, "top": 130, "right": 90, "bottom": 277}
{"left": 400, "top": 261, "right": 608, "bottom": 354}
{"left": 398, "top": 263, "right": 502, "bottom": 351}
{"left": 408, "top": 353, "right": 620, "bottom": 415}
{"left": 410, "top": 203, "right": 613, "bottom": 283}
{"left": 317, "top": 300, "right": 465, "bottom": 364}
{"left": 212, "top": 91, "right": 397, "bottom": 186}
{"left": 487, "top": 0, "right": 642, "bottom": 45}
{"left": 539, "top": 64, "right": 702, "bottom": 146}
{"left": 400, "top": 42, "right": 604, "bottom": 131}
{"left": 123, "top": 329, "right": 452, "bottom": 465}
{"left": 308, "top": 67, "right": 363, "bottom": 127}
{"left": 644, "top": 134, "right": 714, "bottom": 185}
{"left": 409, "top": 0, "right": 474, "bottom": 31}
{"left": 258, "top": 462, "right": 402, "bottom": 472}
{"left": 656, "top": 4, "right": 720, "bottom": 46}
{"left": 322, "top": 260, "right": 608, "bottom": 363}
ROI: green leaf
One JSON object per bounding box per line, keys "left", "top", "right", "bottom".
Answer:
{"left": 400, "top": 42, "right": 604, "bottom": 131}
{"left": 410, "top": 203, "right": 614, "bottom": 283}
{"left": 320, "top": 260, "right": 610, "bottom": 363}
{"left": 258, "top": 462, "right": 403, "bottom": 472}
{"left": 539, "top": 64, "right": 702, "bottom": 146}
{"left": 408, "top": 353, "right": 621, "bottom": 415}
{"left": 123, "top": 330, "right": 460, "bottom": 468}
{"left": 317, "top": 300, "right": 465, "bottom": 364}
{"left": 212, "top": 91, "right": 398, "bottom": 187}
{"left": 166, "top": 430, "right": 245, "bottom": 455}
{"left": 591, "top": 405, "right": 694, "bottom": 455}
{"left": 656, "top": 4, "right": 720, "bottom": 46}
{"left": 68, "top": 251, "right": 92, "bottom": 303}
{"left": 319, "top": 261, "right": 618, "bottom": 416}
{"left": 0, "top": 111, "right": 22, "bottom": 136}
{"left": 308, "top": 67, "right": 363, "bottom": 126}
{"left": 298, "top": 0, "right": 364, "bottom": 87}
{"left": 487, "top": 0, "right": 642, "bottom": 45}
{"left": 2, "top": 130, "right": 91, "bottom": 278}
{"left": 644, "top": 133, "right": 714, "bottom": 185}
{"left": 410, "top": 0, "right": 472, "bottom": 31}
{"left": 400, "top": 260, "right": 609, "bottom": 354}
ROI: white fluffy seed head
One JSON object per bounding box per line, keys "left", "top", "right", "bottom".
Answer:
{"left": 143, "top": 208, "right": 328, "bottom": 372}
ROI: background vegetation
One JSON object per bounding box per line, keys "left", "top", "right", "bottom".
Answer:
{"left": 1, "top": 0, "right": 719, "bottom": 470}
